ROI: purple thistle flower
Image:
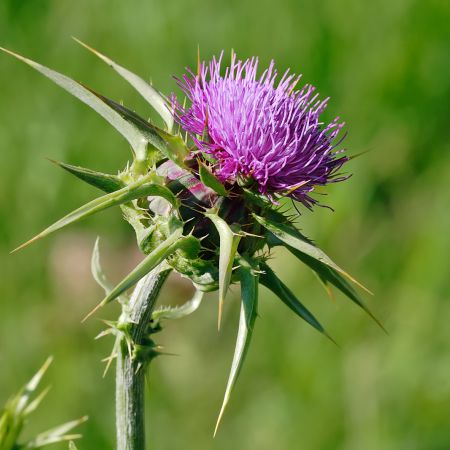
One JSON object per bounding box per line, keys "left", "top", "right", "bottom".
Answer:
{"left": 172, "top": 52, "right": 349, "bottom": 208}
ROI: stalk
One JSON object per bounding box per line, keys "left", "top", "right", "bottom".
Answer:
{"left": 115, "top": 266, "right": 171, "bottom": 450}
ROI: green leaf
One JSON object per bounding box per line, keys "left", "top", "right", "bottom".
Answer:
{"left": 12, "top": 176, "right": 178, "bottom": 253}
{"left": 214, "top": 256, "right": 258, "bottom": 436}
{"left": 83, "top": 225, "right": 184, "bottom": 321}
{"left": 48, "top": 159, "right": 124, "bottom": 193}
{"left": 24, "top": 416, "right": 87, "bottom": 449}
{"left": 91, "top": 237, "right": 128, "bottom": 304}
{"left": 74, "top": 38, "right": 174, "bottom": 132}
{"left": 205, "top": 213, "right": 242, "bottom": 329}
{"left": 0, "top": 357, "right": 86, "bottom": 450}
{"left": 198, "top": 162, "right": 227, "bottom": 196}
{"left": 284, "top": 244, "right": 386, "bottom": 331}
{"left": 259, "top": 262, "right": 335, "bottom": 342}
{"left": 254, "top": 213, "right": 371, "bottom": 294}
{"left": 152, "top": 289, "right": 203, "bottom": 323}
{"left": 69, "top": 442, "right": 79, "bottom": 450}
{"left": 0, "top": 358, "right": 52, "bottom": 450}
{"left": 0, "top": 47, "right": 151, "bottom": 158}
{"left": 16, "top": 357, "right": 53, "bottom": 414}
{"left": 85, "top": 90, "right": 188, "bottom": 167}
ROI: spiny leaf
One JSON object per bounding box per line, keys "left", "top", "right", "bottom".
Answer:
{"left": 198, "top": 161, "right": 227, "bottom": 196}
{"left": 0, "top": 47, "right": 150, "bottom": 157}
{"left": 16, "top": 357, "right": 53, "bottom": 414}
{"left": 259, "top": 262, "right": 335, "bottom": 343}
{"left": 214, "top": 256, "right": 258, "bottom": 436}
{"left": 205, "top": 213, "right": 242, "bottom": 330}
{"left": 86, "top": 90, "right": 187, "bottom": 167}
{"left": 83, "top": 226, "right": 184, "bottom": 321}
{"left": 91, "top": 238, "right": 128, "bottom": 304}
{"left": 285, "top": 245, "right": 386, "bottom": 332}
{"left": 23, "top": 386, "right": 51, "bottom": 416}
{"left": 24, "top": 416, "right": 88, "bottom": 448}
{"left": 48, "top": 159, "right": 124, "bottom": 193}
{"left": 152, "top": 289, "right": 204, "bottom": 322}
{"left": 73, "top": 38, "right": 174, "bottom": 132}
{"left": 12, "top": 176, "right": 178, "bottom": 253}
{"left": 254, "top": 213, "right": 371, "bottom": 294}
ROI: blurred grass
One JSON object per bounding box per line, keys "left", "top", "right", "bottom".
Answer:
{"left": 1, "top": 0, "right": 450, "bottom": 449}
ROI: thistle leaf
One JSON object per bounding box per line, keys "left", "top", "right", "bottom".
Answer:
{"left": 12, "top": 177, "right": 178, "bottom": 253}
{"left": 48, "top": 159, "right": 124, "bottom": 193}
{"left": 22, "top": 386, "right": 51, "bottom": 416}
{"left": 198, "top": 162, "right": 227, "bottom": 196}
{"left": 0, "top": 47, "right": 151, "bottom": 158}
{"left": 284, "top": 245, "right": 386, "bottom": 332}
{"left": 83, "top": 225, "right": 184, "bottom": 321}
{"left": 259, "top": 262, "right": 335, "bottom": 342}
{"left": 85, "top": 90, "right": 187, "bottom": 167}
{"left": 73, "top": 38, "right": 174, "bottom": 132}
{"left": 205, "top": 213, "right": 242, "bottom": 329}
{"left": 152, "top": 289, "right": 204, "bottom": 322}
{"left": 214, "top": 256, "right": 258, "bottom": 436}
{"left": 91, "top": 237, "right": 128, "bottom": 304}
{"left": 24, "top": 416, "right": 88, "bottom": 448}
{"left": 0, "top": 357, "right": 86, "bottom": 450}
{"left": 253, "top": 213, "right": 371, "bottom": 294}
{"left": 16, "top": 357, "right": 53, "bottom": 414}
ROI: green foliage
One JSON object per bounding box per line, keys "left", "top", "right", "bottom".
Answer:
{"left": 204, "top": 213, "right": 242, "bottom": 329}
{"left": 0, "top": 358, "right": 86, "bottom": 450}
{"left": 73, "top": 38, "right": 174, "bottom": 133}
{"left": 214, "top": 256, "right": 259, "bottom": 435}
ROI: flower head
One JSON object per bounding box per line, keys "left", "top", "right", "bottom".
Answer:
{"left": 172, "top": 53, "right": 349, "bottom": 208}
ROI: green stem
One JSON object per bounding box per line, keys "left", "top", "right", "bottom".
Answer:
{"left": 115, "top": 266, "right": 171, "bottom": 450}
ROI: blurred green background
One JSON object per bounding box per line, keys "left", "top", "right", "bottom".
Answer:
{"left": 1, "top": 0, "right": 449, "bottom": 449}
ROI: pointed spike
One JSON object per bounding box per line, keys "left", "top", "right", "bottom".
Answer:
{"left": 286, "top": 246, "right": 386, "bottom": 333}
{"left": 73, "top": 37, "right": 174, "bottom": 132}
{"left": 0, "top": 46, "right": 152, "bottom": 156}
{"left": 47, "top": 158, "right": 124, "bottom": 193}
{"left": 217, "top": 297, "right": 224, "bottom": 331}
{"left": 254, "top": 213, "right": 372, "bottom": 295}
{"left": 81, "top": 301, "right": 104, "bottom": 323}
{"left": 205, "top": 214, "right": 242, "bottom": 329}
{"left": 12, "top": 177, "right": 178, "bottom": 253}
{"left": 215, "top": 256, "right": 258, "bottom": 434}
{"left": 84, "top": 227, "right": 183, "bottom": 321}
{"left": 23, "top": 385, "right": 51, "bottom": 416}
{"left": 259, "top": 262, "right": 335, "bottom": 343}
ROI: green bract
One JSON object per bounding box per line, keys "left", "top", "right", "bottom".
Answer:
{"left": 2, "top": 41, "right": 381, "bottom": 432}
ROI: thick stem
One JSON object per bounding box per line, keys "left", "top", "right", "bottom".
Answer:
{"left": 116, "top": 266, "right": 171, "bottom": 450}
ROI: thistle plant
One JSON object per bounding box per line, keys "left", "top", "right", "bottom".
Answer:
{"left": 0, "top": 357, "right": 87, "bottom": 450}
{"left": 1, "top": 42, "right": 381, "bottom": 449}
